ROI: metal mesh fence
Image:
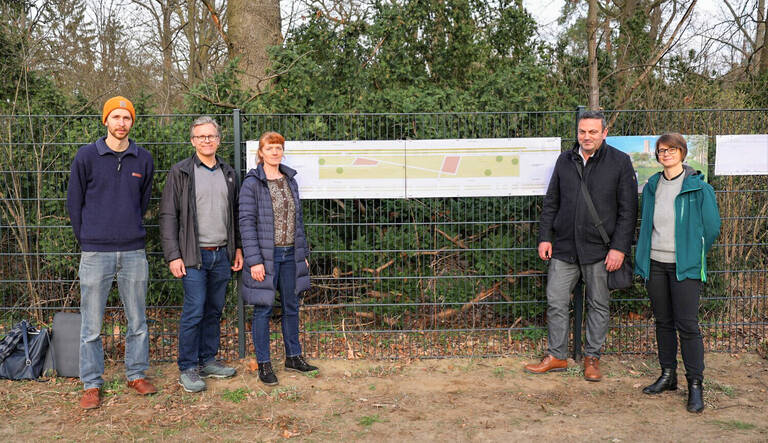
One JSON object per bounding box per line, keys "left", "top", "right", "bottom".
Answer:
{"left": 0, "top": 109, "right": 766, "bottom": 362}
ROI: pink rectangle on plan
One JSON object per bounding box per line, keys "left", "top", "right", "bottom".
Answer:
{"left": 442, "top": 156, "right": 460, "bottom": 173}
{"left": 353, "top": 158, "right": 378, "bottom": 166}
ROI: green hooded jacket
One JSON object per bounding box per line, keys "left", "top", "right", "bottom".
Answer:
{"left": 634, "top": 165, "right": 721, "bottom": 281}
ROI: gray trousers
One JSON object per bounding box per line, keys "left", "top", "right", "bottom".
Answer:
{"left": 546, "top": 258, "right": 610, "bottom": 360}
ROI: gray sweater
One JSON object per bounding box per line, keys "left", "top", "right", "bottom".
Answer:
{"left": 650, "top": 171, "right": 685, "bottom": 263}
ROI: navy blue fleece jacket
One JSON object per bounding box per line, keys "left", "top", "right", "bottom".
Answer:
{"left": 66, "top": 137, "right": 154, "bottom": 252}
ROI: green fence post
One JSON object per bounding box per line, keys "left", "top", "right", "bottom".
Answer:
{"left": 233, "top": 108, "right": 246, "bottom": 359}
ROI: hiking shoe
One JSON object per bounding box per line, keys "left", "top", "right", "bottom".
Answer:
{"left": 79, "top": 388, "right": 101, "bottom": 409}
{"left": 258, "top": 362, "right": 279, "bottom": 386}
{"left": 127, "top": 378, "right": 158, "bottom": 395}
{"left": 285, "top": 355, "right": 318, "bottom": 373}
{"left": 178, "top": 368, "right": 206, "bottom": 393}
{"left": 200, "top": 360, "right": 236, "bottom": 379}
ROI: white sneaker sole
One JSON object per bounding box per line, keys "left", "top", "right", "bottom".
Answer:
{"left": 178, "top": 380, "right": 206, "bottom": 393}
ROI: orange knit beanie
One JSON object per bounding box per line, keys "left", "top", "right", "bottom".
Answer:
{"left": 102, "top": 96, "right": 136, "bottom": 124}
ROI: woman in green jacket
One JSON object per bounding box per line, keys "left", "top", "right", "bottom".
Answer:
{"left": 634, "top": 133, "right": 721, "bottom": 414}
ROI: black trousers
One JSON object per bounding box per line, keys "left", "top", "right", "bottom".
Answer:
{"left": 646, "top": 260, "right": 705, "bottom": 381}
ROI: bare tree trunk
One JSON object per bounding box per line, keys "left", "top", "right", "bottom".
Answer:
{"left": 587, "top": 0, "right": 600, "bottom": 109}
{"left": 227, "top": 0, "right": 282, "bottom": 92}
{"left": 160, "top": 2, "right": 174, "bottom": 114}
{"left": 614, "top": 0, "right": 638, "bottom": 93}
{"left": 758, "top": 0, "right": 768, "bottom": 75}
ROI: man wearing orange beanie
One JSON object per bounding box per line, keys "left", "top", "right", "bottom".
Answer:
{"left": 67, "top": 96, "right": 157, "bottom": 409}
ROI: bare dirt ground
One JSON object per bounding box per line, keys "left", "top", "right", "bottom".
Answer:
{"left": 0, "top": 353, "right": 766, "bottom": 442}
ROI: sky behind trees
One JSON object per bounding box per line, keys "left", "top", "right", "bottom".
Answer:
{"left": 2, "top": 0, "right": 767, "bottom": 116}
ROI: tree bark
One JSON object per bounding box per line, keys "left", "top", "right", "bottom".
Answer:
{"left": 227, "top": 0, "right": 282, "bottom": 92}
{"left": 587, "top": 0, "right": 600, "bottom": 109}
{"left": 758, "top": 0, "right": 768, "bottom": 75}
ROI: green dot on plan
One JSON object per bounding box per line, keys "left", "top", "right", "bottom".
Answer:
{"left": 496, "top": 155, "right": 503, "bottom": 162}
{"left": 336, "top": 167, "right": 343, "bottom": 174}
{"left": 319, "top": 158, "right": 326, "bottom": 165}
{"left": 484, "top": 169, "right": 492, "bottom": 176}
{"left": 511, "top": 158, "right": 519, "bottom": 165}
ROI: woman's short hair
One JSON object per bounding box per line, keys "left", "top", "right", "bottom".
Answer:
{"left": 655, "top": 132, "right": 688, "bottom": 162}
{"left": 259, "top": 131, "right": 285, "bottom": 149}
{"left": 256, "top": 131, "right": 285, "bottom": 162}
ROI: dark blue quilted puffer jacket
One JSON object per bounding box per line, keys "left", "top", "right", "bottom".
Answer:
{"left": 239, "top": 163, "right": 311, "bottom": 306}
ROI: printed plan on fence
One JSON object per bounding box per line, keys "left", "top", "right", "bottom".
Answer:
{"left": 714, "top": 134, "right": 768, "bottom": 175}
{"left": 246, "top": 138, "right": 561, "bottom": 198}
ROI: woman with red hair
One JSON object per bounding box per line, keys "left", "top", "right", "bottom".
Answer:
{"left": 239, "top": 131, "right": 317, "bottom": 385}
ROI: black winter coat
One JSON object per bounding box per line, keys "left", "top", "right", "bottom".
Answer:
{"left": 159, "top": 154, "right": 240, "bottom": 268}
{"left": 239, "top": 163, "right": 311, "bottom": 306}
{"left": 538, "top": 141, "right": 638, "bottom": 265}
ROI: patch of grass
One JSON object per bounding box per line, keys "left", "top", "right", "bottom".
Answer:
{"left": 162, "top": 427, "right": 181, "bottom": 438}
{"left": 493, "top": 367, "right": 506, "bottom": 379}
{"left": 358, "top": 414, "right": 386, "bottom": 427}
{"left": 303, "top": 369, "right": 319, "bottom": 378}
{"left": 256, "top": 385, "right": 303, "bottom": 402}
{"left": 368, "top": 384, "right": 376, "bottom": 391}
{"left": 706, "top": 380, "right": 736, "bottom": 398}
{"left": 563, "top": 366, "right": 583, "bottom": 377}
{"left": 709, "top": 420, "right": 756, "bottom": 431}
{"left": 221, "top": 387, "right": 250, "bottom": 403}
{"left": 102, "top": 378, "right": 123, "bottom": 396}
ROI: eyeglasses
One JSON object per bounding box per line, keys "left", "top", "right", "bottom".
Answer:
{"left": 192, "top": 135, "right": 220, "bottom": 142}
{"left": 657, "top": 147, "right": 679, "bottom": 156}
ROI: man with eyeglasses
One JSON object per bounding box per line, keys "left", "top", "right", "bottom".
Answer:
{"left": 159, "top": 116, "right": 243, "bottom": 392}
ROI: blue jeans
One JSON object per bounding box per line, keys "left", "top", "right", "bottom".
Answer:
{"left": 252, "top": 246, "right": 302, "bottom": 363}
{"left": 79, "top": 250, "right": 149, "bottom": 390}
{"left": 178, "top": 247, "right": 232, "bottom": 371}
{"left": 545, "top": 258, "right": 611, "bottom": 359}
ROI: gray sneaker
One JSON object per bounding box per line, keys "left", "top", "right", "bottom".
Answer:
{"left": 200, "top": 360, "right": 237, "bottom": 379}
{"left": 179, "top": 368, "right": 206, "bottom": 393}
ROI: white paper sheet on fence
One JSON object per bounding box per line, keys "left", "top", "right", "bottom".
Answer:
{"left": 714, "top": 134, "right": 768, "bottom": 175}
{"left": 246, "top": 138, "right": 561, "bottom": 199}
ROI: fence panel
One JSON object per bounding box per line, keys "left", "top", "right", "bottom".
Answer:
{"left": 0, "top": 109, "right": 765, "bottom": 362}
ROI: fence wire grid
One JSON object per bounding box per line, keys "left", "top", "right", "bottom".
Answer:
{"left": 0, "top": 109, "right": 766, "bottom": 362}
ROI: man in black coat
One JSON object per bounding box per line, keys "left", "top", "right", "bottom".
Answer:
{"left": 159, "top": 116, "right": 243, "bottom": 393}
{"left": 524, "top": 110, "right": 638, "bottom": 381}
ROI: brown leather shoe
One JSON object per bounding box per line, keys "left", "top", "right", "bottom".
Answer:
{"left": 127, "top": 378, "right": 157, "bottom": 395}
{"left": 524, "top": 355, "right": 568, "bottom": 374}
{"left": 79, "top": 388, "right": 100, "bottom": 409}
{"left": 583, "top": 356, "right": 602, "bottom": 382}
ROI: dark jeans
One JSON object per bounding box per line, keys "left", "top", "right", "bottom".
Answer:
{"left": 178, "top": 247, "right": 232, "bottom": 371}
{"left": 647, "top": 259, "right": 705, "bottom": 381}
{"left": 252, "top": 246, "right": 301, "bottom": 363}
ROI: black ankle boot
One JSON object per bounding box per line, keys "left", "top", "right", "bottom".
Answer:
{"left": 687, "top": 378, "right": 704, "bottom": 413}
{"left": 285, "top": 355, "right": 318, "bottom": 373}
{"left": 642, "top": 368, "right": 678, "bottom": 394}
{"left": 258, "top": 362, "right": 278, "bottom": 386}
